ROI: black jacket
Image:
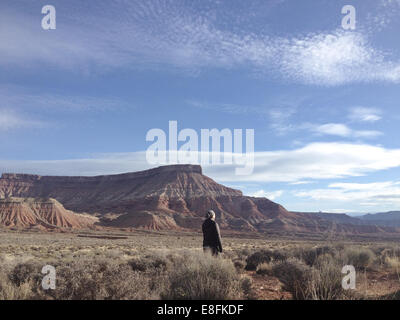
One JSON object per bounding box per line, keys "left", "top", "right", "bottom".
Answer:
{"left": 202, "top": 218, "right": 223, "bottom": 252}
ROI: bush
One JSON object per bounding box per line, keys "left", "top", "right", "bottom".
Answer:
{"left": 128, "top": 254, "right": 168, "bottom": 272}
{"left": 383, "top": 256, "right": 400, "bottom": 271}
{"left": 342, "top": 247, "right": 376, "bottom": 269}
{"left": 377, "top": 246, "right": 400, "bottom": 267}
{"left": 292, "top": 246, "right": 336, "bottom": 266}
{"left": 309, "top": 255, "right": 345, "bottom": 300}
{"left": 161, "top": 251, "right": 242, "bottom": 300}
{"left": 42, "top": 258, "right": 155, "bottom": 300}
{"left": 271, "top": 250, "right": 288, "bottom": 262}
{"left": 245, "top": 250, "right": 273, "bottom": 271}
{"left": 256, "top": 263, "right": 273, "bottom": 276}
{"left": 240, "top": 275, "right": 256, "bottom": 299}
{"left": 233, "top": 260, "right": 246, "bottom": 272}
{"left": 272, "top": 258, "right": 313, "bottom": 299}
{"left": 272, "top": 255, "right": 350, "bottom": 300}
{"left": 0, "top": 273, "right": 35, "bottom": 300}
{"left": 9, "top": 261, "right": 42, "bottom": 287}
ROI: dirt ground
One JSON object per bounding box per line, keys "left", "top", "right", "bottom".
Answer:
{"left": 1, "top": 228, "right": 400, "bottom": 300}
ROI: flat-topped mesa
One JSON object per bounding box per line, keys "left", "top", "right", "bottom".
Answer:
{"left": 0, "top": 164, "right": 203, "bottom": 183}
{"left": 1, "top": 173, "right": 42, "bottom": 181}
{"left": 2, "top": 164, "right": 382, "bottom": 235}
{"left": 0, "top": 163, "right": 244, "bottom": 203}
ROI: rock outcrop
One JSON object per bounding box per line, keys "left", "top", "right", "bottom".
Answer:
{"left": 0, "top": 198, "right": 97, "bottom": 229}
{"left": 0, "top": 165, "right": 398, "bottom": 234}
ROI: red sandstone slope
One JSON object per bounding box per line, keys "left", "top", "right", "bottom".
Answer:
{"left": 0, "top": 198, "right": 97, "bottom": 229}
{"left": 0, "top": 165, "right": 397, "bottom": 234}
{"left": 0, "top": 165, "right": 289, "bottom": 231}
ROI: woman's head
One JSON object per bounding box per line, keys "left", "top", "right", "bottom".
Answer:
{"left": 206, "top": 209, "right": 216, "bottom": 220}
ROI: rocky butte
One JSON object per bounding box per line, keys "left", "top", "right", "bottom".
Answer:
{"left": 0, "top": 164, "right": 398, "bottom": 235}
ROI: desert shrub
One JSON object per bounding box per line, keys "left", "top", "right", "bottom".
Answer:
{"left": 256, "top": 262, "right": 273, "bottom": 276}
{"left": 309, "top": 255, "right": 345, "bottom": 300}
{"left": 271, "top": 249, "right": 288, "bottom": 262}
{"left": 379, "top": 246, "right": 400, "bottom": 267}
{"left": 341, "top": 247, "right": 376, "bottom": 269}
{"left": 128, "top": 254, "right": 169, "bottom": 272}
{"left": 0, "top": 273, "right": 34, "bottom": 300}
{"left": 8, "top": 261, "right": 43, "bottom": 287}
{"left": 378, "top": 248, "right": 400, "bottom": 271}
{"left": 389, "top": 247, "right": 400, "bottom": 258}
{"left": 233, "top": 259, "right": 246, "bottom": 272}
{"left": 161, "top": 251, "right": 242, "bottom": 300}
{"left": 239, "top": 248, "right": 251, "bottom": 259}
{"left": 272, "top": 258, "right": 313, "bottom": 299}
{"left": 221, "top": 250, "right": 236, "bottom": 260}
{"left": 292, "top": 246, "right": 335, "bottom": 267}
{"left": 42, "top": 258, "right": 156, "bottom": 300}
{"left": 334, "top": 243, "right": 346, "bottom": 251}
{"left": 245, "top": 250, "right": 273, "bottom": 271}
{"left": 380, "top": 290, "right": 400, "bottom": 300}
{"left": 240, "top": 275, "right": 256, "bottom": 299}
{"left": 315, "top": 246, "right": 336, "bottom": 257}
{"left": 383, "top": 256, "right": 400, "bottom": 271}
{"left": 370, "top": 246, "right": 387, "bottom": 257}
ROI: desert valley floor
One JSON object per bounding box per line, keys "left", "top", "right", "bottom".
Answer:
{"left": 2, "top": 228, "right": 400, "bottom": 300}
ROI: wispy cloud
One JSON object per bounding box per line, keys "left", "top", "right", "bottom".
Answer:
{"left": 289, "top": 181, "right": 315, "bottom": 185}
{"left": 0, "top": 109, "right": 43, "bottom": 131}
{"left": 308, "top": 123, "right": 383, "bottom": 139}
{"left": 268, "top": 107, "right": 298, "bottom": 135}
{"left": 366, "top": 0, "right": 400, "bottom": 32}
{"left": 0, "top": 86, "right": 127, "bottom": 113}
{"left": 187, "top": 100, "right": 270, "bottom": 116}
{"left": 1, "top": 1, "right": 400, "bottom": 85}
{"left": 349, "top": 107, "right": 382, "bottom": 122}
{"left": 249, "top": 190, "right": 283, "bottom": 200}
{"left": 295, "top": 180, "right": 400, "bottom": 207}
{"left": 279, "top": 30, "right": 400, "bottom": 85}
{"left": 1, "top": 142, "right": 400, "bottom": 183}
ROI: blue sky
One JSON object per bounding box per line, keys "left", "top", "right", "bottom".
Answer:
{"left": 1, "top": 0, "right": 400, "bottom": 214}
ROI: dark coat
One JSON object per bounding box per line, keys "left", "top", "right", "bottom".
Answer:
{"left": 202, "top": 218, "right": 223, "bottom": 252}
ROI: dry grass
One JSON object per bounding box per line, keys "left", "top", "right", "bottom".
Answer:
{"left": 161, "top": 250, "right": 242, "bottom": 300}
{"left": 1, "top": 230, "right": 400, "bottom": 300}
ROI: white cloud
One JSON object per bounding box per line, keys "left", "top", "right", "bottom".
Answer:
{"left": 1, "top": 142, "right": 400, "bottom": 184}
{"left": 289, "top": 181, "right": 314, "bottom": 185}
{"left": 312, "top": 123, "right": 352, "bottom": 137}
{"left": 249, "top": 190, "right": 283, "bottom": 200}
{"left": 268, "top": 107, "right": 298, "bottom": 135}
{"left": 367, "top": 0, "right": 400, "bottom": 31}
{"left": 1, "top": 3, "right": 400, "bottom": 85}
{"left": 276, "top": 30, "right": 400, "bottom": 85}
{"left": 187, "top": 100, "right": 270, "bottom": 116}
{"left": 0, "top": 86, "right": 126, "bottom": 113}
{"left": 295, "top": 181, "right": 400, "bottom": 207}
{"left": 308, "top": 123, "right": 382, "bottom": 139}
{"left": 349, "top": 107, "right": 382, "bottom": 122}
{"left": 0, "top": 110, "right": 43, "bottom": 131}
{"left": 323, "top": 209, "right": 357, "bottom": 214}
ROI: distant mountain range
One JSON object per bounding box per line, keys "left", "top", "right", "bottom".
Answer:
{"left": 0, "top": 164, "right": 399, "bottom": 236}
{"left": 359, "top": 211, "right": 400, "bottom": 227}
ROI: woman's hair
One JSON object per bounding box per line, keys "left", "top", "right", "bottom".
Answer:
{"left": 206, "top": 210, "right": 216, "bottom": 219}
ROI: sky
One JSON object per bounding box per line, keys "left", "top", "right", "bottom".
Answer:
{"left": 1, "top": 0, "right": 400, "bottom": 214}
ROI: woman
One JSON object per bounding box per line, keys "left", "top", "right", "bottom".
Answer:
{"left": 202, "top": 210, "right": 223, "bottom": 256}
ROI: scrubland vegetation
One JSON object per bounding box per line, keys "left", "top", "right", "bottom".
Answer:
{"left": 1, "top": 230, "right": 400, "bottom": 300}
